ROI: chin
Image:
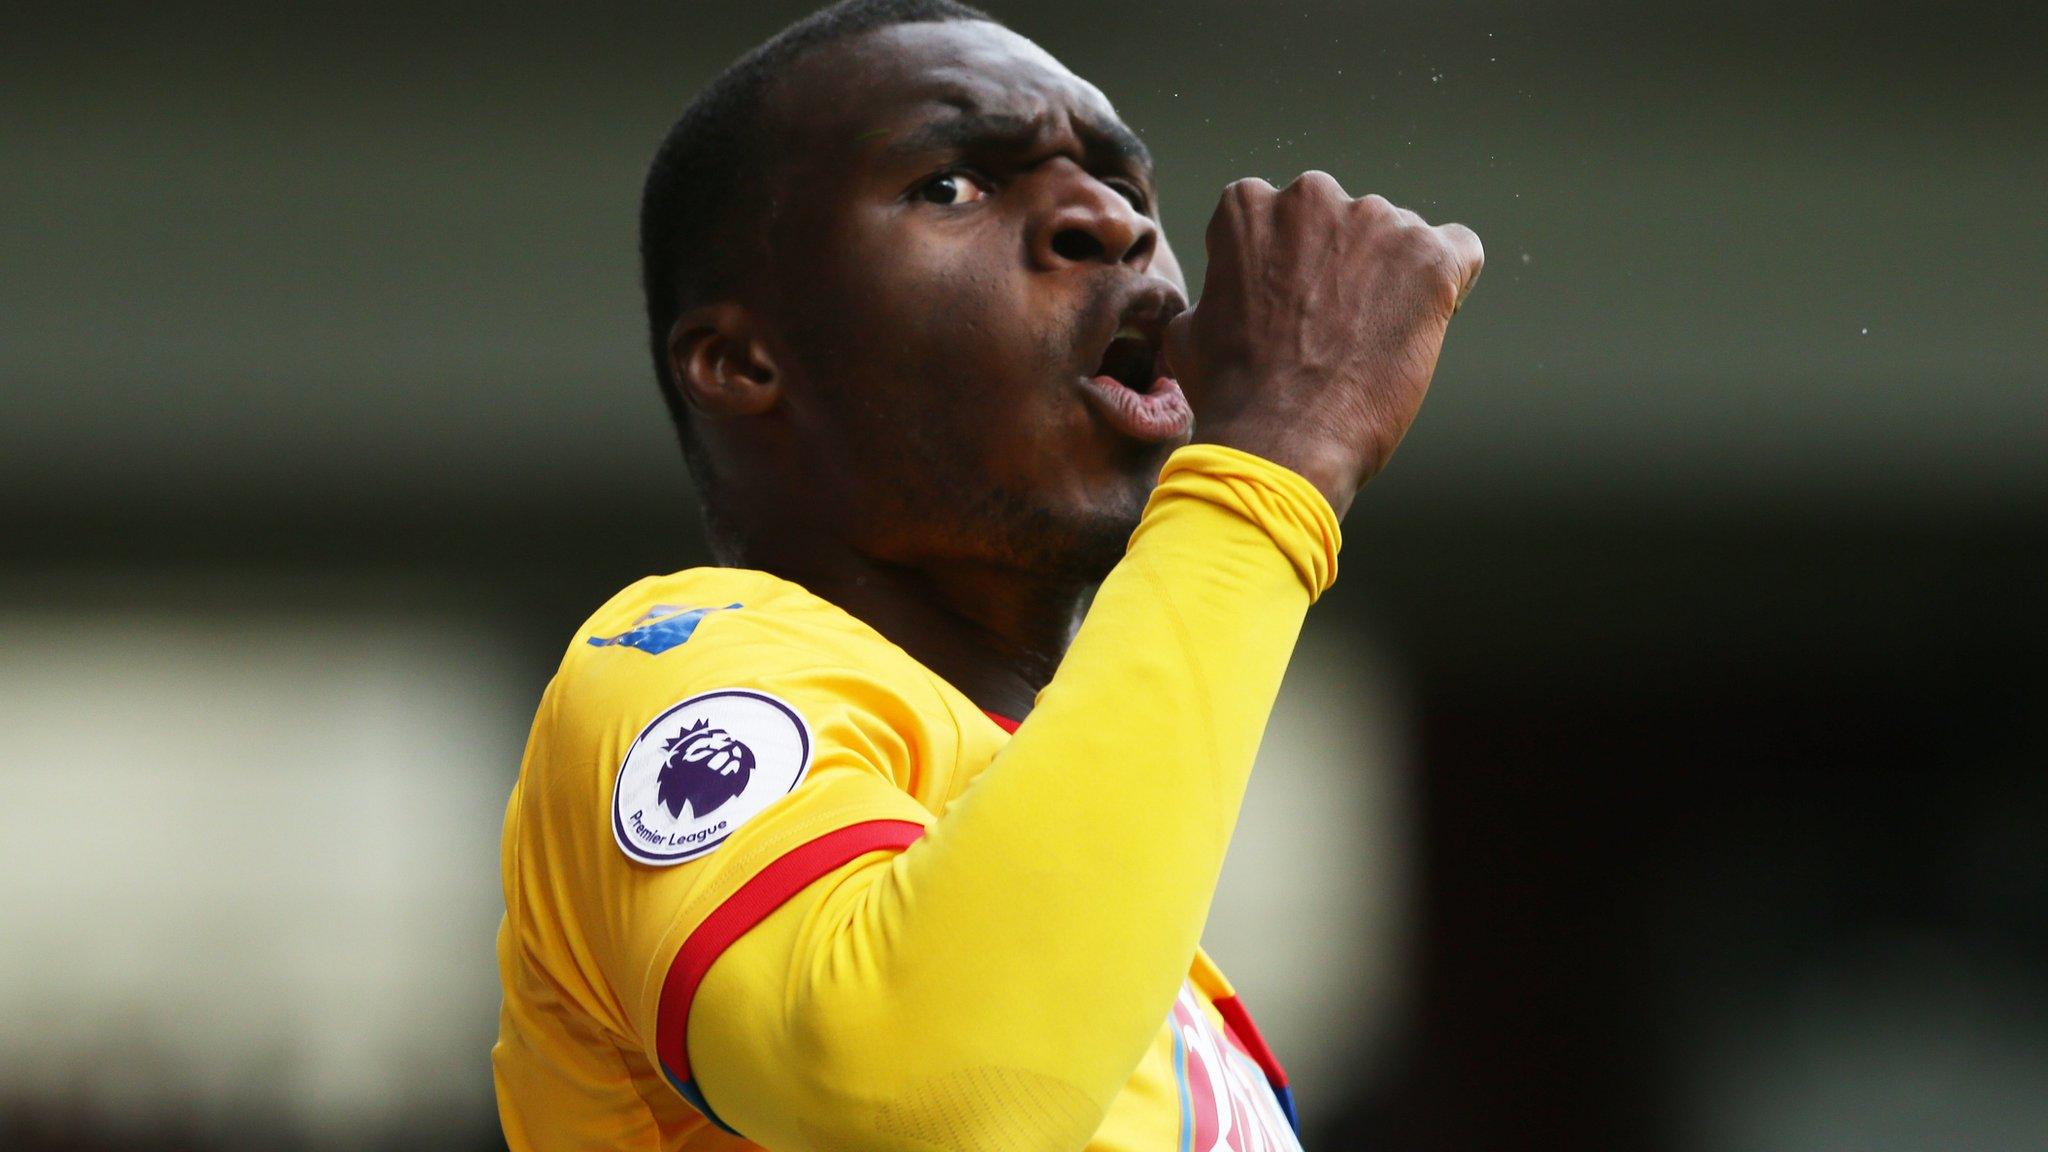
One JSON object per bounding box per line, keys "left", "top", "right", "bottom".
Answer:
{"left": 1027, "top": 486, "right": 1154, "bottom": 585}
{"left": 1054, "top": 461, "right": 1165, "bottom": 579}
{"left": 945, "top": 481, "right": 1147, "bottom": 587}
{"left": 1051, "top": 508, "right": 1145, "bottom": 585}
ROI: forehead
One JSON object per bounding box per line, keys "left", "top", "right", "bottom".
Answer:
{"left": 771, "top": 21, "right": 1126, "bottom": 157}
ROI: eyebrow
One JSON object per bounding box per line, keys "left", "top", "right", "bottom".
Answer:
{"left": 884, "top": 109, "right": 1153, "bottom": 174}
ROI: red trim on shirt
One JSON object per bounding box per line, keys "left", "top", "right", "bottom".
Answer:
{"left": 1212, "top": 993, "right": 1291, "bottom": 1089}
{"left": 983, "top": 711, "right": 1021, "bottom": 733}
{"left": 654, "top": 818, "right": 927, "bottom": 1084}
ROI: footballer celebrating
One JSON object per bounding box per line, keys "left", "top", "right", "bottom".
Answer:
{"left": 492, "top": 1, "right": 1483, "bottom": 1149}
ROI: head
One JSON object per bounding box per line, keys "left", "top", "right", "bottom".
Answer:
{"left": 641, "top": 0, "right": 1188, "bottom": 585}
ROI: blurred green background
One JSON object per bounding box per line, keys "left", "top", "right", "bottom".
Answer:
{"left": 3, "top": 2, "right": 2043, "bottom": 1149}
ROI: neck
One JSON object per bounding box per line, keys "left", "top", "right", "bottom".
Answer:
{"left": 728, "top": 536, "right": 1088, "bottom": 722}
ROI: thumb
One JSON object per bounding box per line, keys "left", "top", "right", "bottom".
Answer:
{"left": 1163, "top": 305, "right": 1196, "bottom": 386}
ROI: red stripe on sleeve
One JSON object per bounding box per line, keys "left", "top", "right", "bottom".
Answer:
{"left": 654, "top": 818, "right": 927, "bottom": 1084}
{"left": 982, "top": 711, "right": 1021, "bottom": 733}
{"left": 1212, "top": 993, "right": 1291, "bottom": 1089}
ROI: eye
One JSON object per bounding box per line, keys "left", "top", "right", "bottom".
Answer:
{"left": 915, "top": 172, "right": 992, "bottom": 206}
{"left": 1106, "top": 179, "right": 1151, "bottom": 214}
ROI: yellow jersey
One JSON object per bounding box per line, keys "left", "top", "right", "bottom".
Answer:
{"left": 494, "top": 445, "right": 1339, "bottom": 1151}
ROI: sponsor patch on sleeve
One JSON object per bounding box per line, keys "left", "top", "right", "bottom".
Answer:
{"left": 611, "top": 689, "right": 812, "bottom": 866}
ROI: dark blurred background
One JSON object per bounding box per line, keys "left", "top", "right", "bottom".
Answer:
{"left": 4, "top": 2, "right": 2043, "bottom": 1149}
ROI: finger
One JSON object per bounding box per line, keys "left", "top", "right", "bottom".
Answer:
{"left": 1162, "top": 306, "right": 1196, "bottom": 383}
{"left": 1436, "top": 222, "right": 1485, "bottom": 307}
{"left": 1204, "top": 177, "right": 1274, "bottom": 276}
{"left": 1210, "top": 177, "right": 1275, "bottom": 240}
{"left": 1284, "top": 169, "right": 1349, "bottom": 200}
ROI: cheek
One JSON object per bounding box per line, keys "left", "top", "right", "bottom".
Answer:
{"left": 824, "top": 220, "right": 1062, "bottom": 414}
{"left": 880, "top": 232, "right": 1030, "bottom": 362}
{"left": 781, "top": 209, "right": 1131, "bottom": 501}
{"left": 808, "top": 220, "right": 1008, "bottom": 360}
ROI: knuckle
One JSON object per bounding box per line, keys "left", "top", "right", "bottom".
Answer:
{"left": 1428, "top": 250, "right": 1465, "bottom": 308}
{"left": 1392, "top": 222, "right": 1437, "bottom": 260}
{"left": 1223, "top": 176, "right": 1275, "bottom": 204}
{"left": 1287, "top": 169, "right": 1345, "bottom": 197}
{"left": 1443, "top": 222, "right": 1485, "bottom": 268}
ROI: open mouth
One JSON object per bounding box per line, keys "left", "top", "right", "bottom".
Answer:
{"left": 1093, "top": 322, "right": 1165, "bottom": 394}
{"left": 1077, "top": 290, "right": 1192, "bottom": 444}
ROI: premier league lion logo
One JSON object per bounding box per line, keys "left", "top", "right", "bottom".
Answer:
{"left": 613, "top": 689, "right": 812, "bottom": 866}
{"left": 656, "top": 718, "right": 755, "bottom": 820}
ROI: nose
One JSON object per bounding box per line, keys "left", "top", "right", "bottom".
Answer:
{"left": 1027, "top": 161, "right": 1157, "bottom": 272}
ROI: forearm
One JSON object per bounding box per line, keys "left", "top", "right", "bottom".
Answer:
{"left": 695, "top": 445, "right": 1340, "bottom": 1147}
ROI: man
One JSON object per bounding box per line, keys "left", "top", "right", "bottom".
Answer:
{"left": 492, "top": 1, "right": 1482, "bottom": 1148}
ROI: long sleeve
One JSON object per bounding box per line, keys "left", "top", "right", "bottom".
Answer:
{"left": 687, "top": 444, "right": 1340, "bottom": 1150}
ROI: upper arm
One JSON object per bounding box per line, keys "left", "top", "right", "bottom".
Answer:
{"left": 530, "top": 624, "right": 945, "bottom": 1136}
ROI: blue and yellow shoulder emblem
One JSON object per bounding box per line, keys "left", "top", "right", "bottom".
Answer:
{"left": 587, "top": 603, "right": 741, "bottom": 656}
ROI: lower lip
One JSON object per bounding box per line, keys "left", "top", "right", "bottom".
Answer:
{"left": 1079, "top": 374, "right": 1194, "bottom": 443}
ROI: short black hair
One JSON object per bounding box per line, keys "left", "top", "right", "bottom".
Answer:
{"left": 638, "top": 0, "right": 998, "bottom": 503}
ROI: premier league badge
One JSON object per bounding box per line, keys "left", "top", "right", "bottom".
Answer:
{"left": 657, "top": 719, "right": 756, "bottom": 820}
{"left": 612, "top": 689, "right": 812, "bottom": 865}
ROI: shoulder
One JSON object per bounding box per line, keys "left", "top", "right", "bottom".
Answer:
{"left": 557, "top": 566, "right": 930, "bottom": 710}
{"left": 538, "top": 567, "right": 963, "bottom": 799}
{"left": 566, "top": 567, "right": 856, "bottom": 677}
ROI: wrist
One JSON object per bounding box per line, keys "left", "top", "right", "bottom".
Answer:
{"left": 1150, "top": 443, "right": 1345, "bottom": 598}
{"left": 1187, "top": 431, "right": 1359, "bottom": 519}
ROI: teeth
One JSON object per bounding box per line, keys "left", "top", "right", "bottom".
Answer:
{"left": 1115, "top": 323, "right": 1146, "bottom": 340}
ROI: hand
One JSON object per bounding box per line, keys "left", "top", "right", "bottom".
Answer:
{"left": 1164, "top": 172, "right": 1483, "bottom": 518}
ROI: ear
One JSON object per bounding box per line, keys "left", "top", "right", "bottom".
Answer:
{"left": 667, "top": 303, "right": 781, "bottom": 419}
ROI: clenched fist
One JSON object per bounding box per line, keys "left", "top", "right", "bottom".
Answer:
{"left": 1164, "top": 172, "right": 1483, "bottom": 518}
